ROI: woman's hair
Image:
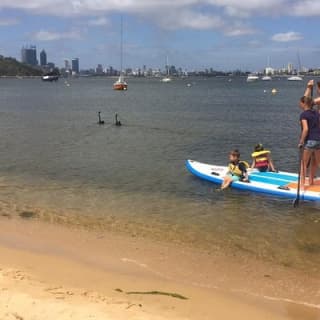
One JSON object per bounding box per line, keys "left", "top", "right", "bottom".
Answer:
{"left": 254, "top": 143, "right": 264, "bottom": 152}
{"left": 230, "top": 149, "right": 240, "bottom": 158}
{"left": 300, "top": 96, "right": 313, "bottom": 108}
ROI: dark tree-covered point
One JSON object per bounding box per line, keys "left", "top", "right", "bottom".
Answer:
{"left": 0, "top": 55, "right": 43, "bottom": 77}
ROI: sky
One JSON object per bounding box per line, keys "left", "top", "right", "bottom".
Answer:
{"left": 0, "top": 0, "right": 319, "bottom": 71}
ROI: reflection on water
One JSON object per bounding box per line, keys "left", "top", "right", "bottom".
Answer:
{"left": 0, "top": 77, "right": 319, "bottom": 275}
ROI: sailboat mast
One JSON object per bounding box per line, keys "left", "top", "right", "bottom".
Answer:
{"left": 297, "top": 51, "right": 301, "bottom": 75}
{"left": 120, "top": 16, "right": 123, "bottom": 76}
{"left": 166, "top": 55, "right": 169, "bottom": 76}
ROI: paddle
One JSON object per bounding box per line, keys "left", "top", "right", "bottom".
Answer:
{"left": 293, "top": 147, "right": 303, "bottom": 208}
{"left": 293, "top": 83, "right": 314, "bottom": 207}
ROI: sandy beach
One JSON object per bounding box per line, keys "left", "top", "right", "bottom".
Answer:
{"left": 0, "top": 217, "right": 319, "bottom": 320}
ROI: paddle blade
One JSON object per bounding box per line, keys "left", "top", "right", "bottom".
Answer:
{"left": 293, "top": 198, "right": 299, "bottom": 208}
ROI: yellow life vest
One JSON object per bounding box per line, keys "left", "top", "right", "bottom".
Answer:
{"left": 228, "top": 161, "right": 249, "bottom": 177}
{"left": 251, "top": 150, "right": 270, "bottom": 158}
{"left": 251, "top": 150, "right": 270, "bottom": 168}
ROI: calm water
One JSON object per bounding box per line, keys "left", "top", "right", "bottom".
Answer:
{"left": 0, "top": 77, "right": 319, "bottom": 273}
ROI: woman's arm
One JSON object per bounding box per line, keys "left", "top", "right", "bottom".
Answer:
{"left": 299, "top": 119, "right": 309, "bottom": 147}
{"left": 304, "top": 80, "right": 314, "bottom": 98}
{"left": 314, "top": 97, "right": 320, "bottom": 106}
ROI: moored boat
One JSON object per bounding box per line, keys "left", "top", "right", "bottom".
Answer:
{"left": 247, "top": 74, "right": 259, "bottom": 82}
{"left": 288, "top": 75, "right": 303, "bottom": 81}
{"left": 113, "top": 75, "right": 128, "bottom": 90}
{"left": 161, "top": 77, "right": 172, "bottom": 83}
{"left": 113, "top": 16, "right": 128, "bottom": 91}
{"left": 42, "top": 74, "right": 59, "bottom": 82}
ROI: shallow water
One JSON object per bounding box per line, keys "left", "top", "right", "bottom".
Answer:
{"left": 0, "top": 77, "right": 319, "bottom": 274}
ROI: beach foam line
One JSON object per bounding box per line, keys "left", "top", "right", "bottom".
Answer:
{"left": 121, "top": 258, "right": 148, "bottom": 269}
{"left": 231, "top": 289, "right": 320, "bottom": 310}
{"left": 121, "top": 257, "right": 171, "bottom": 280}
{"left": 188, "top": 280, "right": 320, "bottom": 311}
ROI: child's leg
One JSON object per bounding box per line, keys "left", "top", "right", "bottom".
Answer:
{"left": 221, "top": 176, "right": 233, "bottom": 190}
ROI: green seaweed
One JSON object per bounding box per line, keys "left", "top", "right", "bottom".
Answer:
{"left": 0, "top": 213, "right": 11, "bottom": 218}
{"left": 126, "top": 290, "right": 188, "bottom": 300}
{"left": 19, "top": 211, "right": 38, "bottom": 219}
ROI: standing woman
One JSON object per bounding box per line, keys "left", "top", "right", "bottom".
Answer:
{"left": 298, "top": 96, "right": 320, "bottom": 187}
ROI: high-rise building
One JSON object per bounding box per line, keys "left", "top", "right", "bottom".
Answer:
{"left": 288, "top": 63, "right": 294, "bottom": 74}
{"left": 21, "top": 45, "right": 37, "bottom": 66}
{"left": 265, "top": 67, "right": 274, "bottom": 75}
{"left": 71, "top": 58, "right": 79, "bottom": 74}
{"left": 40, "top": 49, "right": 47, "bottom": 66}
{"left": 96, "top": 64, "right": 104, "bottom": 74}
{"left": 64, "top": 59, "right": 70, "bottom": 70}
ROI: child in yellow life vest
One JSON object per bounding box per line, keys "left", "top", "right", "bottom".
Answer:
{"left": 251, "top": 144, "right": 276, "bottom": 172}
{"left": 221, "top": 149, "right": 249, "bottom": 190}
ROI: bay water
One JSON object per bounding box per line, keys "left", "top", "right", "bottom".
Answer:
{"left": 0, "top": 76, "right": 319, "bottom": 275}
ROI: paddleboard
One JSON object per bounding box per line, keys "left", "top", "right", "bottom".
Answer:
{"left": 186, "top": 160, "right": 320, "bottom": 201}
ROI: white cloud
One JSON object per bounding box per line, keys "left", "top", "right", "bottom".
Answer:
{"left": 0, "top": 17, "right": 19, "bottom": 26}
{"left": 224, "top": 24, "right": 256, "bottom": 36}
{"left": 0, "top": 0, "right": 318, "bottom": 35}
{"left": 0, "top": 0, "right": 320, "bottom": 19}
{"left": 271, "top": 31, "right": 303, "bottom": 42}
{"left": 32, "top": 29, "right": 82, "bottom": 41}
{"left": 292, "top": 0, "right": 320, "bottom": 16}
{"left": 156, "top": 10, "right": 224, "bottom": 30}
{"left": 88, "top": 17, "right": 109, "bottom": 26}
{"left": 208, "top": 0, "right": 288, "bottom": 17}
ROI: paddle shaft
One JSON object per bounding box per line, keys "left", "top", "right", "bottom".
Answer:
{"left": 293, "top": 148, "right": 303, "bottom": 207}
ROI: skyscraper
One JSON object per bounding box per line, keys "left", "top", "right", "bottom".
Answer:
{"left": 71, "top": 58, "right": 79, "bottom": 74}
{"left": 21, "top": 45, "right": 37, "bottom": 66}
{"left": 64, "top": 59, "right": 70, "bottom": 70}
{"left": 40, "top": 49, "right": 47, "bottom": 66}
{"left": 96, "top": 64, "right": 104, "bottom": 75}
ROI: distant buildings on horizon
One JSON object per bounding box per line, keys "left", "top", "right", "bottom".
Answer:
{"left": 21, "top": 45, "right": 80, "bottom": 75}
{"left": 21, "top": 45, "right": 37, "bottom": 66}
{"left": 19, "top": 44, "right": 320, "bottom": 77}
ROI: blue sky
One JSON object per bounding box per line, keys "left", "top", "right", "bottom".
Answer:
{"left": 0, "top": 0, "right": 319, "bottom": 71}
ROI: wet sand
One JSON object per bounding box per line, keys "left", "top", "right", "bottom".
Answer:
{"left": 0, "top": 217, "right": 319, "bottom": 319}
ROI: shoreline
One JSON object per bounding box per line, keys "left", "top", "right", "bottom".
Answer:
{"left": 0, "top": 217, "right": 319, "bottom": 319}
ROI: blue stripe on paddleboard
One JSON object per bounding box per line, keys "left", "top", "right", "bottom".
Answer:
{"left": 249, "top": 175, "right": 295, "bottom": 186}
{"left": 250, "top": 171, "right": 297, "bottom": 182}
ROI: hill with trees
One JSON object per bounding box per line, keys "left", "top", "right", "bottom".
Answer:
{"left": 0, "top": 55, "right": 43, "bottom": 77}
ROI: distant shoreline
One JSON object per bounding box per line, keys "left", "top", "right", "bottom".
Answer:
{"left": 0, "top": 74, "right": 317, "bottom": 79}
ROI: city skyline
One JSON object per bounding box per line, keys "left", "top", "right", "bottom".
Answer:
{"left": 1, "top": 1, "right": 319, "bottom": 71}
{"left": 17, "top": 44, "right": 317, "bottom": 76}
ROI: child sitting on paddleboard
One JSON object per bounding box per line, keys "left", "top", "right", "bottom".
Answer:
{"left": 251, "top": 144, "right": 276, "bottom": 172}
{"left": 221, "top": 150, "right": 249, "bottom": 190}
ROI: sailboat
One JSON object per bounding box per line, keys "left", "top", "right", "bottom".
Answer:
{"left": 288, "top": 53, "right": 303, "bottom": 81}
{"left": 288, "top": 75, "right": 303, "bottom": 81}
{"left": 161, "top": 56, "right": 172, "bottom": 83}
{"left": 113, "top": 17, "right": 128, "bottom": 91}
